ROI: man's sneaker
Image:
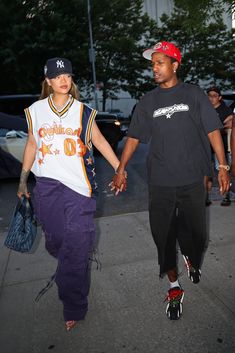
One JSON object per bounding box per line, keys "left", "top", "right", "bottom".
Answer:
{"left": 183, "top": 255, "right": 201, "bottom": 284}
{"left": 165, "top": 286, "right": 184, "bottom": 320}
{"left": 221, "top": 196, "right": 231, "bottom": 206}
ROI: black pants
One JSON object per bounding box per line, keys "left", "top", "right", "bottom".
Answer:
{"left": 148, "top": 182, "right": 207, "bottom": 277}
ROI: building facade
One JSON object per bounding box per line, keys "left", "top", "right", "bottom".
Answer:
{"left": 143, "top": 0, "right": 232, "bottom": 29}
{"left": 143, "top": 0, "right": 173, "bottom": 22}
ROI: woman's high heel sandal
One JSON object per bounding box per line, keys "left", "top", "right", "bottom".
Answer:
{"left": 65, "top": 320, "right": 77, "bottom": 332}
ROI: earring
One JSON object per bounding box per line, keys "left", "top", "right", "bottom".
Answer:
{"left": 173, "top": 70, "right": 176, "bottom": 73}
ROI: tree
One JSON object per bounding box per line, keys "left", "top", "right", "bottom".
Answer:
{"left": 0, "top": 0, "right": 156, "bottom": 110}
{"left": 1, "top": 0, "right": 233, "bottom": 102}
{"left": 152, "top": 0, "right": 235, "bottom": 90}
{"left": 88, "top": 0, "right": 157, "bottom": 110}
{"left": 0, "top": 0, "right": 89, "bottom": 94}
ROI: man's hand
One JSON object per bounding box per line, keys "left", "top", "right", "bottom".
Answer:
{"left": 218, "top": 169, "right": 230, "bottom": 195}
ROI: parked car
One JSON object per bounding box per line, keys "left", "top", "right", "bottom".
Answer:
{"left": 0, "top": 95, "right": 126, "bottom": 145}
{"left": 0, "top": 96, "right": 126, "bottom": 178}
{"left": 0, "top": 125, "right": 27, "bottom": 179}
{"left": 0, "top": 94, "right": 39, "bottom": 116}
{"left": 108, "top": 109, "right": 125, "bottom": 119}
{"left": 0, "top": 95, "right": 39, "bottom": 178}
{"left": 95, "top": 112, "right": 124, "bottom": 152}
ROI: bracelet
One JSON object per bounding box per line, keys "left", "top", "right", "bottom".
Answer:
{"left": 115, "top": 170, "right": 127, "bottom": 178}
{"left": 218, "top": 164, "right": 230, "bottom": 171}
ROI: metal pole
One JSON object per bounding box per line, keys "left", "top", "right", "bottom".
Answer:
{"left": 87, "top": 0, "right": 99, "bottom": 110}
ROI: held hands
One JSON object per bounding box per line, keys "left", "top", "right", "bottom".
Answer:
{"left": 109, "top": 170, "right": 128, "bottom": 196}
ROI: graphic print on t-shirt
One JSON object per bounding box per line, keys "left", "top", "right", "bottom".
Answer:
{"left": 37, "top": 121, "right": 86, "bottom": 164}
{"left": 128, "top": 82, "right": 223, "bottom": 187}
{"left": 153, "top": 104, "right": 189, "bottom": 119}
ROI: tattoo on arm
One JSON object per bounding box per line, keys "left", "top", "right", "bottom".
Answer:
{"left": 18, "top": 169, "right": 30, "bottom": 194}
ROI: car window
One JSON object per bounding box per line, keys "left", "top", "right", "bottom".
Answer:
{"left": 96, "top": 113, "right": 117, "bottom": 120}
{"left": 0, "top": 95, "right": 39, "bottom": 116}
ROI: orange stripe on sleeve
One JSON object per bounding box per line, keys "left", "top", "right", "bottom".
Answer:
{"left": 86, "top": 109, "right": 97, "bottom": 145}
{"left": 24, "top": 108, "right": 33, "bottom": 133}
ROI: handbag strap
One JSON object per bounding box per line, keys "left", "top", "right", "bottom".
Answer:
{"left": 15, "top": 196, "right": 35, "bottom": 215}
{"left": 15, "top": 196, "right": 26, "bottom": 213}
{"left": 26, "top": 196, "right": 35, "bottom": 212}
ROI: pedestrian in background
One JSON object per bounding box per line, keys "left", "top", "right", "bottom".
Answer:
{"left": 207, "top": 86, "right": 233, "bottom": 206}
{"left": 111, "top": 42, "right": 230, "bottom": 320}
{"left": 17, "top": 57, "right": 123, "bottom": 331}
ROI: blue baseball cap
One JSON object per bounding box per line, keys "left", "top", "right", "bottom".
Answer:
{"left": 44, "top": 57, "right": 73, "bottom": 79}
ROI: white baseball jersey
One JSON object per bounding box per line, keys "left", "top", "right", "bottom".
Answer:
{"left": 25, "top": 96, "right": 97, "bottom": 197}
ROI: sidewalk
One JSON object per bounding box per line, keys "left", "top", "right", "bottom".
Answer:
{"left": 0, "top": 202, "right": 235, "bottom": 353}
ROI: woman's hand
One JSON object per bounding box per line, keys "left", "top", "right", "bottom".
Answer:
{"left": 17, "top": 169, "right": 31, "bottom": 198}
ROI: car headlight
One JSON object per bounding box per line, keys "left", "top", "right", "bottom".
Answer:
{"left": 114, "top": 121, "right": 121, "bottom": 126}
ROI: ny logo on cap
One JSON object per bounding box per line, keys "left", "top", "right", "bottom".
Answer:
{"left": 56, "top": 60, "right": 64, "bottom": 68}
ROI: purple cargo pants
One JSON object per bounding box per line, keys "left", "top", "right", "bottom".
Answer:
{"left": 34, "top": 177, "right": 96, "bottom": 321}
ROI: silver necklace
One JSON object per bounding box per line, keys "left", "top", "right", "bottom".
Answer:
{"left": 50, "top": 94, "right": 71, "bottom": 122}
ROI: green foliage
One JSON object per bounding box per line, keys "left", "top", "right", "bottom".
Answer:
{"left": 154, "top": 0, "right": 235, "bottom": 90}
{"left": 91, "top": 0, "right": 156, "bottom": 108}
{"left": 0, "top": 0, "right": 90, "bottom": 94}
{"left": 0, "top": 0, "right": 156, "bottom": 108}
{"left": 0, "top": 0, "right": 234, "bottom": 102}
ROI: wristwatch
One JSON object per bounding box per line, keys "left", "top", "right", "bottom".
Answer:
{"left": 218, "top": 164, "right": 230, "bottom": 171}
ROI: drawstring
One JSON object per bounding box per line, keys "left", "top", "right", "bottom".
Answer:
{"left": 35, "top": 249, "right": 101, "bottom": 302}
{"left": 90, "top": 248, "right": 102, "bottom": 271}
{"left": 35, "top": 271, "right": 57, "bottom": 302}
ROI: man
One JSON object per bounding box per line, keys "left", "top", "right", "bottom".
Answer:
{"left": 207, "top": 86, "right": 233, "bottom": 206}
{"left": 111, "top": 41, "right": 230, "bottom": 320}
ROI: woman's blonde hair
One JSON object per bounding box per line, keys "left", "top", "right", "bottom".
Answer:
{"left": 39, "top": 79, "right": 80, "bottom": 100}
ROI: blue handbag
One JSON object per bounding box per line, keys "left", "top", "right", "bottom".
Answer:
{"left": 4, "top": 196, "right": 37, "bottom": 253}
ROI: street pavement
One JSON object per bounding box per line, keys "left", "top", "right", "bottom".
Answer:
{"left": 0, "top": 197, "right": 235, "bottom": 353}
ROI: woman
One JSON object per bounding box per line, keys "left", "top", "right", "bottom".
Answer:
{"left": 17, "top": 57, "right": 125, "bottom": 331}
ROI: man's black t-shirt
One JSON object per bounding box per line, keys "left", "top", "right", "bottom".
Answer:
{"left": 127, "top": 82, "right": 222, "bottom": 187}
{"left": 216, "top": 102, "right": 233, "bottom": 152}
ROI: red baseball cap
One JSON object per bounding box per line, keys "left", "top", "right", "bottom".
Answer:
{"left": 143, "top": 41, "right": 181, "bottom": 63}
